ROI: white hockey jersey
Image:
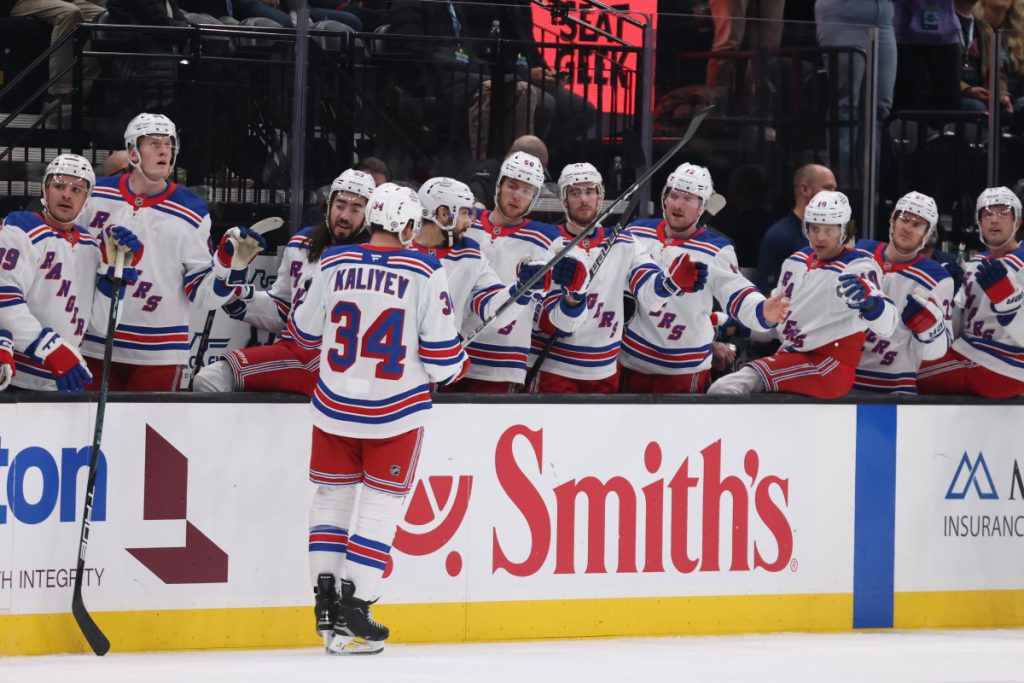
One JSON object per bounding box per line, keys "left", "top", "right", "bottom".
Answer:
{"left": 0, "top": 212, "right": 115, "bottom": 390}
{"left": 622, "top": 219, "right": 774, "bottom": 375}
{"left": 236, "top": 225, "right": 317, "bottom": 339}
{"left": 78, "top": 174, "right": 230, "bottom": 365}
{"left": 289, "top": 244, "right": 467, "bottom": 438}
{"left": 853, "top": 240, "right": 954, "bottom": 394}
{"left": 463, "top": 210, "right": 567, "bottom": 384}
{"left": 530, "top": 223, "right": 676, "bottom": 381}
{"left": 412, "top": 236, "right": 518, "bottom": 338}
{"left": 771, "top": 246, "right": 898, "bottom": 353}
{"left": 953, "top": 245, "right": 1024, "bottom": 382}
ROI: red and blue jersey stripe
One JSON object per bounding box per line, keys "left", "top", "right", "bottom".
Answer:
{"left": 312, "top": 380, "right": 433, "bottom": 427}
{"left": 620, "top": 327, "right": 712, "bottom": 369}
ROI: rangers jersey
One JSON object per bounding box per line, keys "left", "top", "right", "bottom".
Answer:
{"left": 531, "top": 224, "right": 675, "bottom": 381}
{"left": 622, "top": 219, "right": 773, "bottom": 375}
{"left": 412, "top": 236, "right": 518, "bottom": 338}
{"left": 463, "top": 210, "right": 564, "bottom": 383}
{"left": 853, "top": 240, "right": 954, "bottom": 394}
{"left": 0, "top": 212, "right": 113, "bottom": 390}
{"left": 289, "top": 244, "right": 467, "bottom": 438}
{"left": 771, "top": 246, "right": 897, "bottom": 353}
{"left": 236, "top": 225, "right": 317, "bottom": 339}
{"left": 953, "top": 245, "right": 1024, "bottom": 382}
{"left": 78, "top": 174, "right": 230, "bottom": 365}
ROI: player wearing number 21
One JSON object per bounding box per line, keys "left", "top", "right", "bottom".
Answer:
{"left": 288, "top": 183, "right": 467, "bottom": 655}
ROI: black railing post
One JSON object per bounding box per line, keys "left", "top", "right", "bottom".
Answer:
{"left": 72, "top": 26, "right": 84, "bottom": 155}
{"left": 289, "top": 0, "right": 311, "bottom": 234}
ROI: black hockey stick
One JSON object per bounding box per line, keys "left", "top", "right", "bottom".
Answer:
{"left": 464, "top": 105, "right": 713, "bottom": 346}
{"left": 72, "top": 250, "right": 125, "bottom": 657}
{"left": 188, "top": 217, "right": 285, "bottom": 390}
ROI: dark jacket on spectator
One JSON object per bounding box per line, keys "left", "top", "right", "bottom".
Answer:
{"left": 107, "top": 0, "right": 188, "bottom": 28}
{"left": 757, "top": 211, "right": 805, "bottom": 294}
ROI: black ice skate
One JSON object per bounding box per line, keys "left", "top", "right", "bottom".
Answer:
{"left": 313, "top": 573, "right": 342, "bottom": 650}
{"left": 327, "top": 579, "right": 389, "bottom": 655}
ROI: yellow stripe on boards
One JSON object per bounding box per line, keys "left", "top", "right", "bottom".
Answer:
{"left": 0, "top": 594, "right": 852, "bottom": 657}
{"left": 894, "top": 590, "right": 1024, "bottom": 629}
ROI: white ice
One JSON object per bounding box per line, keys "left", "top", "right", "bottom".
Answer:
{"left": 2, "top": 630, "right": 1022, "bottom": 683}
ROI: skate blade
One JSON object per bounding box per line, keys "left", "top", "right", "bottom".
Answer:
{"left": 327, "top": 634, "right": 384, "bottom": 655}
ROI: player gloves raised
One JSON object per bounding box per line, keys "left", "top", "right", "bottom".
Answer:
{"left": 514, "top": 259, "right": 551, "bottom": 304}
{"left": 97, "top": 225, "right": 143, "bottom": 293}
{"left": 901, "top": 292, "right": 945, "bottom": 341}
{"left": 552, "top": 257, "right": 589, "bottom": 303}
{"left": 222, "top": 284, "right": 255, "bottom": 319}
{"left": 215, "top": 226, "right": 267, "bottom": 284}
{"left": 0, "top": 329, "right": 15, "bottom": 391}
{"left": 836, "top": 273, "right": 885, "bottom": 320}
{"left": 976, "top": 258, "right": 1022, "bottom": 314}
{"left": 658, "top": 253, "right": 708, "bottom": 296}
{"left": 28, "top": 328, "right": 93, "bottom": 393}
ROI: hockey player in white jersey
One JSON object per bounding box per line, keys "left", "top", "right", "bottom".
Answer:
{"left": 460, "top": 151, "right": 587, "bottom": 392}
{"left": 853, "top": 191, "right": 953, "bottom": 394}
{"left": 78, "top": 112, "right": 264, "bottom": 391}
{"left": 0, "top": 330, "right": 13, "bottom": 391}
{"left": 412, "top": 176, "right": 548, "bottom": 345}
{"left": 622, "top": 163, "right": 789, "bottom": 393}
{"left": 525, "top": 162, "right": 706, "bottom": 393}
{"left": 708, "top": 190, "right": 898, "bottom": 397}
{"left": 919, "top": 186, "right": 1024, "bottom": 397}
{"left": 289, "top": 184, "right": 467, "bottom": 655}
{"left": 192, "top": 169, "right": 377, "bottom": 395}
{"left": 0, "top": 154, "right": 142, "bottom": 392}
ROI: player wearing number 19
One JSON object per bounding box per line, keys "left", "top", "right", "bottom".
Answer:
{"left": 288, "top": 183, "right": 467, "bottom": 655}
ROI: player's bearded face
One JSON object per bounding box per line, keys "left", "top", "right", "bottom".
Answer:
{"left": 565, "top": 183, "right": 601, "bottom": 226}
{"left": 890, "top": 211, "right": 929, "bottom": 254}
{"left": 663, "top": 189, "right": 702, "bottom": 232}
{"left": 979, "top": 204, "right": 1019, "bottom": 245}
{"left": 44, "top": 175, "right": 89, "bottom": 225}
{"left": 452, "top": 207, "right": 472, "bottom": 243}
{"left": 329, "top": 193, "right": 367, "bottom": 241}
{"left": 497, "top": 178, "right": 536, "bottom": 218}
{"left": 134, "top": 136, "right": 175, "bottom": 180}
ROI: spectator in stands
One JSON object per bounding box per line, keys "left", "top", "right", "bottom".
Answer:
{"left": 705, "top": 0, "right": 786, "bottom": 112}
{"left": 232, "top": 0, "right": 361, "bottom": 30}
{"left": 756, "top": 163, "right": 837, "bottom": 293}
{"left": 892, "top": 0, "right": 962, "bottom": 111}
{"left": 9, "top": 0, "right": 103, "bottom": 107}
{"left": 956, "top": 0, "right": 1012, "bottom": 112}
{"left": 815, "top": 0, "right": 897, "bottom": 185}
{"left": 462, "top": 134, "right": 549, "bottom": 210}
{"left": 105, "top": 0, "right": 190, "bottom": 112}
{"left": 977, "top": 0, "right": 1024, "bottom": 116}
{"left": 354, "top": 156, "right": 391, "bottom": 186}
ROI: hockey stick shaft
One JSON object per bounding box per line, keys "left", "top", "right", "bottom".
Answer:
{"left": 464, "top": 105, "right": 713, "bottom": 345}
{"left": 72, "top": 250, "right": 124, "bottom": 657}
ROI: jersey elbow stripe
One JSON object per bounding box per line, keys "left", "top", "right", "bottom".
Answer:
{"left": 629, "top": 266, "right": 658, "bottom": 293}
{"left": 727, "top": 286, "right": 758, "bottom": 318}
{"left": 287, "top": 318, "right": 321, "bottom": 349}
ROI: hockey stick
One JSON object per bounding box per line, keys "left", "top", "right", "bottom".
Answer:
{"left": 72, "top": 249, "right": 126, "bottom": 657}
{"left": 189, "top": 217, "right": 285, "bottom": 390}
{"left": 464, "top": 105, "right": 713, "bottom": 345}
{"left": 523, "top": 169, "right": 649, "bottom": 388}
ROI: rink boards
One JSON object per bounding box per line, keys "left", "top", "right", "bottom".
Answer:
{"left": 0, "top": 400, "right": 1021, "bottom": 655}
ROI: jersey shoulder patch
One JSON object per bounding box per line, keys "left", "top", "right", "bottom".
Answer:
{"left": 0, "top": 211, "right": 46, "bottom": 235}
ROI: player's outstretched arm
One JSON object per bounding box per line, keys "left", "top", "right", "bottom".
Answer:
{"left": 419, "top": 268, "right": 468, "bottom": 385}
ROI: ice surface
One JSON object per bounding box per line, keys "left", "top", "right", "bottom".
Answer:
{"left": 1, "top": 630, "right": 1022, "bottom": 683}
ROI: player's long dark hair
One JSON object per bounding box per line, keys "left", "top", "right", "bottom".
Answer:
{"left": 307, "top": 207, "right": 368, "bottom": 263}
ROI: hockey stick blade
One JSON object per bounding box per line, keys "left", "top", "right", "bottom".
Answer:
{"left": 249, "top": 216, "right": 285, "bottom": 236}
{"left": 72, "top": 591, "right": 110, "bottom": 655}
{"left": 465, "top": 105, "right": 714, "bottom": 345}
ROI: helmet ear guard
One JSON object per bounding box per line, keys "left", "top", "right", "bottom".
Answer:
{"left": 418, "top": 177, "right": 476, "bottom": 245}
{"left": 123, "top": 112, "right": 178, "bottom": 177}
{"left": 366, "top": 183, "right": 423, "bottom": 247}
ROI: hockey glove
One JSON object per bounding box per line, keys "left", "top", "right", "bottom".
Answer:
{"left": 215, "top": 226, "right": 267, "bottom": 284}
{"left": 29, "top": 328, "right": 93, "bottom": 394}
{"left": 658, "top": 253, "right": 708, "bottom": 296}
{"left": 976, "top": 258, "right": 1023, "bottom": 313}
{"left": 222, "top": 284, "right": 255, "bottom": 319}
{"left": 440, "top": 357, "right": 471, "bottom": 386}
{"left": 901, "top": 292, "right": 945, "bottom": 341}
{"left": 552, "top": 256, "right": 589, "bottom": 304}
{"left": 836, "top": 273, "right": 885, "bottom": 320}
{"left": 98, "top": 225, "right": 143, "bottom": 288}
{"left": 0, "top": 329, "right": 14, "bottom": 391}
{"left": 514, "top": 259, "right": 551, "bottom": 304}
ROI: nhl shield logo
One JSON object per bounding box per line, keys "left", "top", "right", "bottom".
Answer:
{"left": 134, "top": 197, "right": 144, "bottom": 207}
{"left": 390, "top": 464, "right": 401, "bottom": 477}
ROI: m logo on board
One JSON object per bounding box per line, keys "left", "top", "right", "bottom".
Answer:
{"left": 945, "top": 452, "right": 999, "bottom": 500}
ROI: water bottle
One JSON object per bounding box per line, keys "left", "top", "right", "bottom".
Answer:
{"left": 611, "top": 155, "right": 623, "bottom": 196}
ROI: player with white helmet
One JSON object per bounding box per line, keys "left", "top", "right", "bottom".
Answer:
{"left": 622, "top": 162, "right": 788, "bottom": 393}
{"left": 919, "top": 186, "right": 1024, "bottom": 397}
{"left": 708, "top": 190, "right": 898, "bottom": 397}
{"left": 0, "top": 153, "right": 142, "bottom": 392}
{"left": 193, "top": 168, "right": 378, "bottom": 395}
{"left": 851, "top": 191, "right": 954, "bottom": 393}
{"left": 462, "top": 150, "right": 587, "bottom": 392}
{"left": 79, "top": 112, "right": 264, "bottom": 391}
{"left": 289, "top": 181, "right": 466, "bottom": 655}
